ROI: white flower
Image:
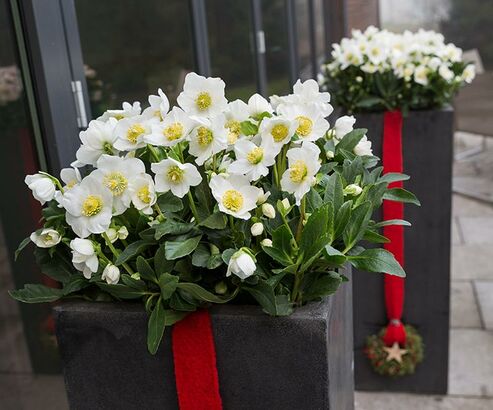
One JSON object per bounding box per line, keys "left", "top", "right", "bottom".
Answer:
{"left": 145, "top": 107, "right": 196, "bottom": 147}
{"left": 281, "top": 198, "right": 291, "bottom": 211}
{"left": 98, "top": 101, "right": 141, "bottom": 122}
{"left": 130, "top": 173, "right": 157, "bottom": 214}
{"left": 224, "top": 100, "right": 250, "bottom": 145}
{"left": 61, "top": 175, "right": 113, "bottom": 238}
{"left": 209, "top": 175, "right": 261, "bottom": 220}
{"left": 250, "top": 222, "right": 264, "bottom": 236}
{"left": 438, "top": 64, "right": 454, "bottom": 82}
{"left": 142, "top": 89, "right": 169, "bottom": 120}
{"left": 261, "top": 203, "right": 276, "bottom": 219}
{"left": 258, "top": 116, "right": 297, "bottom": 146}
{"left": 25, "top": 174, "right": 56, "bottom": 205}
{"left": 247, "top": 94, "right": 273, "bottom": 118}
{"left": 177, "top": 72, "right": 227, "bottom": 117}
{"left": 70, "top": 238, "right": 98, "bottom": 279}
{"left": 291, "top": 79, "right": 333, "bottom": 117}
{"left": 102, "top": 264, "right": 120, "bottom": 285}
{"left": 60, "top": 167, "right": 82, "bottom": 190}
{"left": 333, "top": 115, "right": 356, "bottom": 141}
{"left": 151, "top": 158, "right": 202, "bottom": 198}
{"left": 228, "top": 138, "right": 278, "bottom": 181}
{"left": 188, "top": 116, "right": 228, "bottom": 165}
{"left": 462, "top": 64, "right": 475, "bottom": 83}
{"left": 226, "top": 249, "right": 256, "bottom": 280}
{"left": 414, "top": 65, "right": 429, "bottom": 86}
{"left": 92, "top": 155, "right": 146, "bottom": 215}
{"left": 277, "top": 103, "right": 329, "bottom": 142}
{"left": 261, "top": 238, "right": 273, "bottom": 247}
{"left": 354, "top": 135, "right": 373, "bottom": 156}
{"left": 30, "top": 229, "right": 61, "bottom": 248}
{"left": 113, "top": 115, "right": 156, "bottom": 151}
{"left": 281, "top": 142, "right": 321, "bottom": 205}
{"left": 117, "top": 226, "right": 128, "bottom": 240}
{"left": 105, "top": 227, "right": 119, "bottom": 243}
{"left": 256, "top": 189, "right": 271, "bottom": 205}
{"left": 76, "top": 118, "right": 119, "bottom": 166}
{"left": 344, "top": 184, "right": 363, "bottom": 196}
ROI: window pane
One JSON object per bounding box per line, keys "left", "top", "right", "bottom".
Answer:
{"left": 313, "top": 0, "right": 326, "bottom": 65}
{"left": 75, "top": 0, "right": 195, "bottom": 118}
{"left": 262, "top": 0, "right": 291, "bottom": 96}
{"left": 206, "top": 0, "right": 257, "bottom": 100}
{"left": 295, "top": 0, "right": 312, "bottom": 80}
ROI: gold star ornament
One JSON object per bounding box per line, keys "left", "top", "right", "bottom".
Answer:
{"left": 383, "top": 342, "right": 408, "bottom": 363}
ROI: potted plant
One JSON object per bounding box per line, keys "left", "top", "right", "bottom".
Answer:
{"left": 319, "top": 26, "right": 475, "bottom": 393}
{"left": 11, "top": 73, "right": 414, "bottom": 409}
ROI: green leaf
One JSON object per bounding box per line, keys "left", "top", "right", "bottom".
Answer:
{"left": 342, "top": 156, "right": 363, "bottom": 184}
{"left": 243, "top": 281, "right": 293, "bottom": 316}
{"left": 115, "top": 240, "right": 153, "bottom": 266}
{"left": 176, "top": 282, "right": 238, "bottom": 304}
{"left": 164, "top": 235, "right": 202, "bottom": 260}
{"left": 158, "top": 273, "right": 179, "bottom": 300}
{"left": 363, "top": 230, "right": 390, "bottom": 244}
{"left": 154, "top": 219, "right": 195, "bottom": 240}
{"left": 136, "top": 256, "right": 157, "bottom": 282}
{"left": 373, "top": 219, "right": 411, "bottom": 228}
{"left": 221, "top": 248, "right": 236, "bottom": 265}
{"left": 170, "top": 292, "right": 198, "bottom": 311}
{"left": 147, "top": 298, "right": 166, "bottom": 355}
{"left": 348, "top": 248, "right": 405, "bottom": 277}
{"left": 306, "top": 188, "right": 323, "bottom": 213}
{"left": 304, "top": 271, "right": 343, "bottom": 300}
{"left": 63, "top": 275, "right": 92, "bottom": 294}
{"left": 240, "top": 120, "right": 258, "bottom": 136}
{"left": 323, "top": 245, "right": 347, "bottom": 266}
{"left": 334, "top": 200, "right": 352, "bottom": 239}
{"left": 379, "top": 173, "right": 410, "bottom": 184}
{"left": 34, "top": 248, "right": 73, "bottom": 283}
{"left": 335, "top": 128, "right": 367, "bottom": 153}
{"left": 343, "top": 201, "right": 372, "bottom": 250}
{"left": 356, "top": 97, "right": 385, "bottom": 108}
{"left": 15, "top": 237, "right": 31, "bottom": 260}
{"left": 383, "top": 188, "right": 421, "bottom": 206}
{"left": 301, "top": 203, "right": 331, "bottom": 256}
{"left": 121, "top": 274, "right": 147, "bottom": 291}
{"left": 323, "top": 173, "right": 344, "bottom": 210}
{"left": 96, "top": 283, "right": 147, "bottom": 299}
{"left": 199, "top": 213, "right": 227, "bottom": 229}
{"left": 9, "top": 284, "right": 64, "bottom": 303}
{"left": 154, "top": 246, "right": 174, "bottom": 276}
{"left": 192, "top": 244, "right": 209, "bottom": 267}
{"left": 262, "top": 225, "right": 294, "bottom": 266}
{"left": 157, "top": 192, "right": 184, "bottom": 213}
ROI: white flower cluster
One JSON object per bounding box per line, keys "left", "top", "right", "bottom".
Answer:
{"left": 24, "top": 73, "right": 372, "bottom": 281}
{"left": 324, "top": 26, "right": 475, "bottom": 86}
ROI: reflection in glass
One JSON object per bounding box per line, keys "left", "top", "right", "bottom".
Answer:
{"left": 313, "top": 0, "right": 326, "bottom": 65}
{"left": 206, "top": 0, "right": 257, "bottom": 101}
{"left": 75, "top": 0, "right": 195, "bottom": 118}
{"left": 295, "top": 0, "right": 312, "bottom": 80}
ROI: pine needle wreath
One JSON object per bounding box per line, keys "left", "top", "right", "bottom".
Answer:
{"left": 365, "top": 325, "right": 424, "bottom": 377}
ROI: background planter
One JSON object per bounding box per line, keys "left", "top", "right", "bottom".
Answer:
{"left": 351, "top": 108, "right": 453, "bottom": 394}
{"left": 54, "top": 269, "right": 354, "bottom": 410}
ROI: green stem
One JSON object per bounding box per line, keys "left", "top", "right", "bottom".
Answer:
{"left": 291, "top": 270, "right": 304, "bottom": 306}
{"left": 295, "top": 197, "right": 306, "bottom": 242}
{"left": 153, "top": 204, "right": 165, "bottom": 219}
{"left": 273, "top": 161, "right": 280, "bottom": 188}
{"left": 187, "top": 191, "right": 200, "bottom": 223}
{"left": 102, "top": 233, "right": 135, "bottom": 276}
{"left": 147, "top": 145, "right": 161, "bottom": 163}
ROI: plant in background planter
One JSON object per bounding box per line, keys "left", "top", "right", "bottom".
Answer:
{"left": 11, "top": 73, "right": 415, "bottom": 409}
{"left": 319, "top": 26, "right": 474, "bottom": 392}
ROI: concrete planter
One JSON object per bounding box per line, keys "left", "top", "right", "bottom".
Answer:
{"left": 351, "top": 108, "right": 453, "bottom": 394}
{"left": 53, "top": 270, "right": 354, "bottom": 410}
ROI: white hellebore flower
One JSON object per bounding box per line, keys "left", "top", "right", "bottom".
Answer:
{"left": 291, "top": 79, "right": 333, "bottom": 117}
{"left": 226, "top": 249, "right": 256, "bottom": 280}
{"left": 92, "top": 155, "right": 146, "bottom": 215}
{"left": 151, "top": 158, "right": 202, "bottom": 198}
{"left": 462, "top": 64, "right": 475, "bottom": 83}
{"left": 70, "top": 238, "right": 98, "bottom": 279}
{"left": 438, "top": 64, "right": 454, "bottom": 82}
{"left": 60, "top": 166, "right": 82, "bottom": 190}
{"left": 61, "top": 175, "right": 113, "bottom": 238}
{"left": 228, "top": 138, "right": 278, "bottom": 181}
{"left": 277, "top": 103, "right": 329, "bottom": 143}
{"left": 281, "top": 141, "right": 321, "bottom": 205}
{"left": 344, "top": 184, "right": 363, "bottom": 196}
{"left": 188, "top": 116, "right": 228, "bottom": 166}
{"left": 102, "top": 264, "right": 121, "bottom": 285}
{"left": 354, "top": 135, "right": 373, "bottom": 156}
{"left": 261, "top": 203, "right": 276, "bottom": 219}
{"left": 333, "top": 115, "right": 356, "bottom": 142}
{"left": 30, "top": 228, "right": 61, "bottom": 248}
{"left": 177, "top": 72, "right": 228, "bottom": 117}
{"left": 25, "top": 173, "right": 56, "bottom": 205}
{"left": 145, "top": 106, "right": 196, "bottom": 147}
{"left": 209, "top": 175, "right": 261, "bottom": 220}
{"left": 259, "top": 116, "right": 297, "bottom": 146}
{"left": 142, "top": 88, "right": 170, "bottom": 120}
{"left": 224, "top": 99, "right": 250, "bottom": 145}
{"left": 250, "top": 222, "right": 264, "bottom": 236}
{"left": 76, "top": 118, "right": 119, "bottom": 166}
{"left": 247, "top": 93, "right": 273, "bottom": 118}
{"left": 113, "top": 115, "right": 155, "bottom": 151}
{"left": 130, "top": 173, "right": 157, "bottom": 214}
{"left": 97, "top": 101, "right": 141, "bottom": 122}
{"left": 414, "top": 65, "right": 429, "bottom": 86}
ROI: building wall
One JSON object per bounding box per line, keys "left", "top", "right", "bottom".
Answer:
{"left": 345, "top": 0, "right": 379, "bottom": 32}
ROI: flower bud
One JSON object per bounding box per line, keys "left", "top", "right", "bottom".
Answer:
{"left": 281, "top": 198, "right": 291, "bottom": 211}
{"left": 343, "top": 184, "right": 363, "bottom": 196}
{"left": 102, "top": 264, "right": 120, "bottom": 285}
{"left": 326, "top": 150, "right": 334, "bottom": 159}
{"left": 250, "top": 222, "right": 264, "bottom": 236}
{"left": 105, "top": 228, "right": 118, "bottom": 243}
{"left": 117, "top": 226, "right": 129, "bottom": 240}
{"left": 262, "top": 203, "right": 276, "bottom": 219}
{"left": 214, "top": 281, "right": 228, "bottom": 295}
{"left": 261, "top": 238, "right": 273, "bottom": 247}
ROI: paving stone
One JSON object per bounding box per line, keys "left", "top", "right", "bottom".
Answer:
{"left": 452, "top": 245, "right": 493, "bottom": 281}
{"left": 456, "top": 217, "right": 493, "bottom": 245}
{"left": 474, "top": 281, "right": 493, "bottom": 330}
{"left": 452, "top": 195, "right": 493, "bottom": 217}
{"left": 453, "top": 177, "right": 493, "bottom": 203}
{"left": 450, "top": 281, "right": 482, "bottom": 328}
{"left": 355, "top": 392, "right": 493, "bottom": 410}
{"left": 449, "top": 329, "right": 493, "bottom": 396}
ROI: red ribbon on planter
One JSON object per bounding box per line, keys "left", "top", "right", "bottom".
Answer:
{"left": 382, "top": 111, "right": 407, "bottom": 346}
{"left": 172, "top": 310, "right": 223, "bottom": 410}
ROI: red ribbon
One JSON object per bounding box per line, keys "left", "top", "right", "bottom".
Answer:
{"left": 382, "top": 111, "right": 407, "bottom": 346}
{"left": 172, "top": 310, "right": 223, "bottom": 410}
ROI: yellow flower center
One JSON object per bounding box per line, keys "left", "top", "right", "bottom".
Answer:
{"left": 196, "top": 92, "right": 212, "bottom": 111}
{"left": 226, "top": 120, "right": 241, "bottom": 144}
{"left": 137, "top": 185, "right": 151, "bottom": 204}
{"left": 163, "top": 122, "right": 184, "bottom": 142}
{"left": 167, "top": 165, "right": 184, "bottom": 183}
{"left": 247, "top": 147, "right": 264, "bottom": 165}
{"left": 222, "top": 189, "right": 244, "bottom": 212}
{"left": 296, "top": 116, "right": 313, "bottom": 137}
{"left": 289, "top": 160, "right": 308, "bottom": 183}
{"left": 66, "top": 180, "right": 77, "bottom": 189}
{"left": 81, "top": 195, "right": 103, "bottom": 216}
{"left": 197, "top": 126, "right": 213, "bottom": 146}
{"left": 114, "top": 114, "right": 125, "bottom": 120}
{"left": 271, "top": 124, "right": 289, "bottom": 142}
{"left": 154, "top": 110, "right": 163, "bottom": 120}
{"left": 126, "top": 123, "right": 145, "bottom": 144}
{"left": 103, "top": 172, "right": 128, "bottom": 196}
{"left": 44, "top": 233, "right": 53, "bottom": 241}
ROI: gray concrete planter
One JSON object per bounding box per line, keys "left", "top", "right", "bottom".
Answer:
{"left": 351, "top": 108, "right": 453, "bottom": 394}
{"left": 53, "top": 271, "right": 354, "bottom": 410}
